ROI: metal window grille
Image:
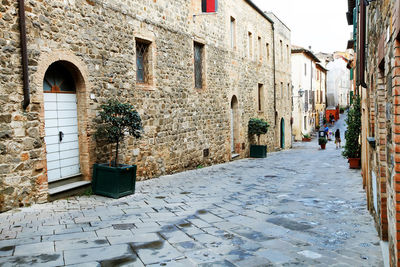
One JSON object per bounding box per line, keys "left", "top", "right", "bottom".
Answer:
{"left": 136, "top": 42, "right": 149, "bottom": 83}
{"left": 194, "top": 43, "right": 203, "bottom": 88}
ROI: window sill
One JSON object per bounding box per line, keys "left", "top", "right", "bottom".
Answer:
{"left": 136, "top": 83, "right": 155, "bottom": 91}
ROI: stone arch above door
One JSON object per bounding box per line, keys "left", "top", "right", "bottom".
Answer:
{"left": 230, "top": 95, "right": 239, "bottom": 154}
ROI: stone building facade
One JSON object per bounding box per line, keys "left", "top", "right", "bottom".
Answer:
{"left": 0, "top": 0, "right": 291, "bottom": 211}
{"left": 266, "top": 12, "right": 292, "bottom": 150}
{"left": 291, "top": 46, "right": 320, "bottom": 140}
{"left": 347, "top": 0, "right": 400, "bottom": 265}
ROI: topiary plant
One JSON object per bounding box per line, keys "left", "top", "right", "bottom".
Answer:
{"left": 248, "top": 118, "right": 270, "bottom": 145}
{"left": 95, "top": 99, "right": 143, "bottom": 167}
{"left": 342, "top": 96, "right": 361, "bottom": 159}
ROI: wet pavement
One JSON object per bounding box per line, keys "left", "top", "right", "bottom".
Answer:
{"left": 0, "top": 116, "right": 383, "bottom": 266}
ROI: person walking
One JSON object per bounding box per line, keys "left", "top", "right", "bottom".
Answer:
{"left": 335, "top": 129, "right": 341, "bottom": 149}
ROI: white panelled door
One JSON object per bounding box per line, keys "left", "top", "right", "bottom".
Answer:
{"left": 44, "top": 93, "right": 80, "bottom": 182}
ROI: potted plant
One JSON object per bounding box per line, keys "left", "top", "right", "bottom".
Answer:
{"left": 319, "top": 137, "right": 327, "bottom": 149}
{"left": 342, "top": 96, "right": 361, "bottom": 169}
{"left": 302, "top": 133, "right": 311, "bottom": 142}
{"left": 248, "top": 118, "right": 269, "bottom": 158}
{"left": 92, "top": 100, "right": 143, "bottom": 198}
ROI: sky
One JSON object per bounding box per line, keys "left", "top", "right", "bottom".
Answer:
{"left": 251, "top": 0, "right": 352, "bottom": 54}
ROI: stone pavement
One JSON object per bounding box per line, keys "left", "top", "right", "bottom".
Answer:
{"left": 0, "top": 123, "right": 383, "bottom": 266}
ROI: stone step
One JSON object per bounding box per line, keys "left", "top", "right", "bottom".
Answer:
{"left": 49, "top": 181, "right": 91, "bottom": 196}
{"left": 231, "top": 153, "right": 240, "bottom": 159}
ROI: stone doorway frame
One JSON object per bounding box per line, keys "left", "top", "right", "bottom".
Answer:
{"left": 230, "top": 95, "right": 239, "bottom": 154}
{"left": 34, "top": 51, "right": 91, "bottom": 186}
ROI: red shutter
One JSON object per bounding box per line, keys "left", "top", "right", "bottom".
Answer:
{"left": 202, "top": 0, "right": 217, "bottom": 13}
{"left": 207, "top": 0, "right": 215, "bottom": 12}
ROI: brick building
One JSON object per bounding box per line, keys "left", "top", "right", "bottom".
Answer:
{"left": 347, "top": 0, "right": 400, "bottom": 265}
{"left": 0, "top": 0, "right": 292, "bottom": 211}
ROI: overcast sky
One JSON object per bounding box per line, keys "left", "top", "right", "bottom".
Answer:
{"left": 251, "top": 0, "right": 352, "bottom": 54}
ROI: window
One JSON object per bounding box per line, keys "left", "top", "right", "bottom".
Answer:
{"left": 280, "top": 82, "right": 283, "bottom": 98}
{"left": 248, "top": 32, "right": 253, "bottom": 58}
{"left": 258, "top": 84, "right": 264, "bottom": 111}
{"left": 286, "top": 45, "right": 289, "bottom": 63}
{"left": 304, "top": 63, "right": 307, "bottom": 76}
{"left": 194, "top": 42, "right": 204, "bottom": 89}
{"left": 258, "top": 36, "right": 262, "bottom": 61}
{"left": 280, "top": 40, "right": 283, "bottom": 61}
{"left": 304, "top": 116, "right": 307, "bottom": 130}
{"left": 266, "top": 43, "right": 270, "bottom": 59}
{"left": 287, "top": 83, "right": 290, "bottom": 99}
{"left": 136, "top": 39, "right": 151, "bottom": 84}
{"left": 230, "top": 17, "right": 236, "bottom": 49}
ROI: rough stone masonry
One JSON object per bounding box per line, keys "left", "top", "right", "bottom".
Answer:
{"left": 0, "top": 0, "right": 292, "bottom": 211}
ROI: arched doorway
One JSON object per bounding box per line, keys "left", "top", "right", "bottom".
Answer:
{"left": 280, "top": 118, "right": 285, "bottom": 149}
{"left": 230, "top": 96, "right": 239, "bottom": 154}
{"left": 43, "top": 61, "right": 81, "bottom": 182}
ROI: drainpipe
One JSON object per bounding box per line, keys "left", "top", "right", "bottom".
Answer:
{"left": 272, "top": 24, "right": 276, "bottom": 126}
{"left": 18, "top": 0, "right": 30, "bottom": 110}
{"left": 358, "top": 0, "right": 367, "bottom": 90}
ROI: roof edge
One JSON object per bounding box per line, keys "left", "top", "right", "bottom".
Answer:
{"left": 244, "top": 0, "right": 274, "bottom": 25}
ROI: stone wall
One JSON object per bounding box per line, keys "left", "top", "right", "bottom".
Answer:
{"left": 0, "top": 0, "right": 284, "bottom": 211}
{"left": 365, "top": 0, "right": 398, "bottom": 265}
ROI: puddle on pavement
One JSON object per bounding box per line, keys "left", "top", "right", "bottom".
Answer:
{"left": 0, "top": 245, "right": 14, "bottom": 251}
{"left": 113, "top": 223, "right": 135, "bottom": 230}
{"left": 178, "top": 241, "right": 196, "bottom": 249}
{"left": 197, "top": 209, "right": 208, "bottom": 214}
{"left": 228, "top": 249, "right": 253, "bottom": 260}
{"left": 267, "top": 217, "right": 313, "bottom": 231}
{"left": 160, "top": 225, "right": 178, "bottom": 232}
{"left": 178, "top": 222, "right": 192, "bottom": 228}
{"left": 130, "top": 240, "right": 164, "bottom": 251}
{"left": 100, "top": 255, "right": 138, "bottom": 267}
{"left": 94, "top": 239, "right": 109, "bottom": 245}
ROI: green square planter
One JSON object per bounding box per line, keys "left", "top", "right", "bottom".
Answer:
{"left": 92, "top": 163, "right": 137, "bottom": 199}
{"left": 250, "top": 145, "right": 267, "bottom": 158}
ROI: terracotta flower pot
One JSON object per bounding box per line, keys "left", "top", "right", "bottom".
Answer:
{"left": 302, "top": 137, "right": 311, "bottom": 142}
{"left": 348, "top": 158, "right": 361, "bottom": 169}
{"left": 320, "top": 143, "right": 326, "bottom": 149}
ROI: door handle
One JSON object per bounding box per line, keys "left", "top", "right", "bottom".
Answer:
{"left": 59, "top": 131, "right": 64, "bottom": 142}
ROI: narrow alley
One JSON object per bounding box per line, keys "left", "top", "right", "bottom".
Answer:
{"left": 0, "top": 116, "right": 383, "bottom": 266}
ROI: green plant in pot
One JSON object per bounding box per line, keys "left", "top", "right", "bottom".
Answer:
{"left": 319, "top": 137, "right": 327, "bottom": 149}
{"left": 342, "top": 96, "right": 361, "bottom": 169}
{"left": 302, "top": 133, "right": 311, "bottom": 142}
{"left": 92, "top": 99, "right": 143, "bottom": 198}
{"left": 248, "top": 118, "right": 269, "bottom": 158}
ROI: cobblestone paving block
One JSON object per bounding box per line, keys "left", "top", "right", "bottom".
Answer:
{"left": 55, "top": 237, "right": 110, "bottom": 251}
{"left": 95, "top": 227, "right": 133, "bottom": 238}
{"left": 255, "top": 248, "right": 293, "bottom": 264}
{"left": 42, "top": 231, "right": 97, "bottom": 242}
{"left": 14, "top": 241, "right": 55, "bottom": 256}
{"left": 64, "top": 262, "right": 100, "bottom": 267}
{"left": 0, "top": 245, "right": 14, "bottom": 257}
{"left": 146, "top": 258, "right": 196, "bottom": 267}
{"left": 63, "top": 244, "right": 132, "bottom": 265}
{"left": 131, "top": 240, "right": 183, "bottom": 265}
{"left": 0, "top": 252, "right": 64, "bottom": 267}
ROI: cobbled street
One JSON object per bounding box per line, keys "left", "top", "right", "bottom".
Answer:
{"left": 0, "top": 118, "right": 383, "bottom": 266}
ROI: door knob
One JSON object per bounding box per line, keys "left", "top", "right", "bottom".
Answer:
{"left": 59, "top": 131, "right": 64, "bottom": 142}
